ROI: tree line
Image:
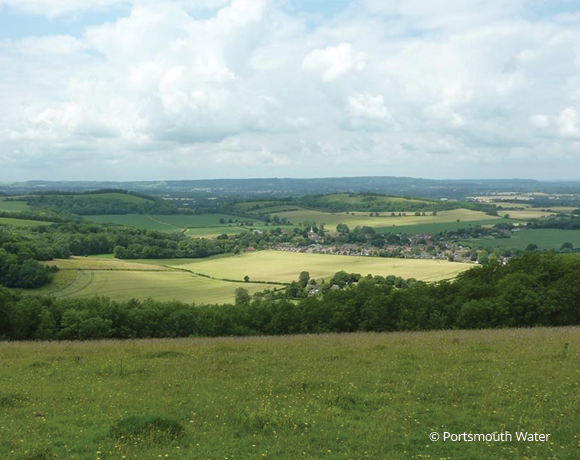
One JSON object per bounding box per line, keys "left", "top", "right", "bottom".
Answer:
{"left": 1, "top": 252, "right": 579, "bottom": 341}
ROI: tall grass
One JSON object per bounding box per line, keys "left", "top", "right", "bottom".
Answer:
{"left": 0, "top": 328, "right": 578, "bottom": 459}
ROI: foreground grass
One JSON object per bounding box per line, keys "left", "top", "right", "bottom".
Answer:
{"left": 1, "top": 329, "right": 578, "bottom": 459}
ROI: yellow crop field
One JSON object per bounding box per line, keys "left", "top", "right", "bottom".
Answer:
{"left": 28, "top": 257, "right": 280, "bottom": 304}
{"left": 499, "top": 209, "right": 557, "bottom": 219}
{"left": 174, "top": 250, "right": 471, "bottom": 283}
{"left": 271, "top": 208, "right": 498, "bottom": 229}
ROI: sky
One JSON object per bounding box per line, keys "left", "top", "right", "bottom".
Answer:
{"left": 1, "top": 0, "right": 580, "bottom": 182}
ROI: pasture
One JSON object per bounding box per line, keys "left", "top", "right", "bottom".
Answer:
{"left": 0, "top": 216, "right": 51, "bottom": 227}
{"left": 64, "top": 192, "right": 153, "bottom": 204}
{"left": 271, "top": 208, "right": 499, "bottom": 230}
{"left": 1, "top": 328, "right": 578, "bottom": 459}
{"left": 375, "top": 218, "right": 520, "bottom": 235}
{"left": 27, "top": 257, "right": 279, "bottom": 304}
{"left": 0, "top": 199, "right": 30, "bottom": 212}
{"left": 461, "top": 229, "right": 580, "bottom": 251}
{"left": 173, "top": 250, "right": 471, "bottom": 283}
{"left": 84, "top": 213, "right": 257, "bottom": 233}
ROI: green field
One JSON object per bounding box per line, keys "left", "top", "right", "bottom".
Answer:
{"left": 375, "top": 218, "right": 520, "bottom": 235}
{"left": 185, "top": 226, "right": 248, "bottom": 237}
{"left": 1, "top": 328, "right": 578, "bottom": 459}
{"left": 27, "top": 257, "right": 279, "bottom": 303}
{"left": 0, "top": 199, "right": 30, "bottom": 212}
{"left": 62, "top": 192, "right": 153, "bottom": 204}
{"left": 461, "top": 229, "right": 580, "bottom": 251}
{"left": 84, "top": 213, "right": 257, "bottom": 233}
{"left": 271, "top": 208, "right": 499, "bottom": 230}
{"left": 314, "top": 192, "right": 432, "bottom": 206}
{"left": 0, "top": 216, "right": 51, "bottom": 227}
{"left": 83, "top": 215, "right": 183, "bottom": 232}
{"left": 173, "top": 250, "right": 471, "bottom": 283}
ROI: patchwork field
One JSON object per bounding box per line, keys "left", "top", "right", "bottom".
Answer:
{"left": 461, "top": 229, "right": 580, "bottom": 251}
{"left": 84, "top": 213, "right": 258, "bottom": 233}
{"left": 375, "top": 218, "right": 520, "bottom": 235}
{"left": 1, "top": 328, "right": 578, "bottom": 459}
{"left": 498, "top": 209, "right": 558, "bottom": 219}
{"left": 173, "top": 250, "right": 471, "bottom": 283}
{"left": 0, "top": 216, "right": 51, "bottom": 227}
{"left": 0, "top": 198, "right": 30, "bottom": 212}
{"left": 270, "top": 208, "right": 499, "bottom": 230}
{"left": 28, "top": 258, "right": 279, "bottom": 304}
{"left": 61, "top": 192, "right": 153, "bottom": 204}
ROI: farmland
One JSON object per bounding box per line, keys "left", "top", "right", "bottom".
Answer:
{"left": 172, "top": 250, "right": 471, "bottom": 283}
{"left": 270, "top": 207, "right": 499, "bottom": 229}
{"left": 0, "top": 216, "right": 51, "bottom": 227}
{"left": 461, "top": 228, "right": 580, "bottom": 251}
{"left": 63, "top": 192, "right": 153, "bottom": 204}
{"left": 29, "top": 257, "right": 280, "bottom": 304}
{"left": 1, "top": 327, "right": 578, "bottom": 459}
{"left": 0, "top": 198, "right": 30, "bottom": 212}
{"left": 83, "top": 213, "right": 258, "bottom": 233}
{"left": 375, "top": 218, "right": 519, "bottom": 235}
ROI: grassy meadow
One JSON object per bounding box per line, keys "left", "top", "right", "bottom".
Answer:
{"left": 0, "top": 216, "right": 51, "bottom": 227}
{"left": 0, "top": 199, "right": 30, "bottom": 212}
{"left": 172, "top": 250, "right": 471, "bottom": 283}
{"left": 1, "top": 328, "right": 578, "bottom": 459}
{"left": 83, "top": 214, "right": 258, "bottom": 234}
{"left": 461, "top": 229, "right": 580, "bottom": 251}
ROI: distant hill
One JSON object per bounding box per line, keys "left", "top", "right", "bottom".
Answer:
{"left": 2, "top": 177, "right": 580, "bottom": 199}
{"left": 24, "top": 190, "right": 181, "bottom": 216}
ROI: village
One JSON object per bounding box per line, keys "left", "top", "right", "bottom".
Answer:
{"left": 272, "top": 237, "right": 482, "bottom": 264}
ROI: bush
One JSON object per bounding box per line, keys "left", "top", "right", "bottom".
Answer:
{"left": 111, "top": 415, "right": 184, "bottom": 444}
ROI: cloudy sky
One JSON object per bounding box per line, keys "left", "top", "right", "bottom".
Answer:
{"left": 1, "top": 0, "right": 580, "bottom": 181}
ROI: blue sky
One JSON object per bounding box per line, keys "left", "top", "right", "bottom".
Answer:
{"left": 1, "top": 0, "right": 580, "bottom": 181}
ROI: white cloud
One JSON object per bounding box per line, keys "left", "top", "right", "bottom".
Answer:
{"left": 559, "top": 107, "right": 580, "bottom": 139}
{"left": 302, "top": 43, "right": 366, "bottom": 81}
{"left": 2, "top": 0, "right": 580, "bottom": 180}
{"left": 347, "top": 94, "right": 391, "bottom": 121}
{"left": 531, "top": 114, "right": 550, "bottom": 129}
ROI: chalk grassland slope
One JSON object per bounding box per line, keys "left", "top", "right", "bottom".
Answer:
{"left": 0, "top": 199, "right": 30, "bottom": 212}
{"left": 83, "top": 215, "right": 183, "bottom": 232}
{"left": 271, "top": 208, "right": 498, "bottom": 229}
{"left": 29, "top": 257, "right": 279, "bottom": 304}
{"left": 42, "top": 257, "right": 173, "bottom": 271}
{"left": 174, "top": 250, "right": 471, "bottom": 283}
{"left": 0, "top": 216, "right": 52, "bottom": 227}
{"left": 60, "top": 192, "right": 153, "bottom": 204}
{"left": 313, "top": 192, "right": 431, "bottom": 206}
{"left": 1, "top": 328, "right": 578, "bottom": 459}
{"left": 83, "top": 213, "right": 259, "bottom": 233}
{"left": 461, "top": 229, "right": 580, "bottom": 251}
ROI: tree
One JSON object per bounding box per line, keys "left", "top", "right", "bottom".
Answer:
{"left": 526, "top": 244, "right": 539, "bottom": 251}
{"left": 336, "top": 223, "right": 350, "bottom": 234}
{"left": 561, "top": 242, "right": 574, "bottom": 251}
{"left": 235, "top": 288, "right": 251, "bottom": 306}
{"left": 299, "top": 271, "right": 310, "bottom": 288}
{"left": 244, "top": 275, "right": 250, "bottom": 283}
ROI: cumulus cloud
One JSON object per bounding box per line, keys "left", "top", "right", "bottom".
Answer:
{"left": 559, "top": 108, "right": 580, "bottom": 139}
{"left": 2, "top": 0, "right": 580, "bottom": 180}
{"left": 302, "top": 43, "right": 366, "bottom": 81}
